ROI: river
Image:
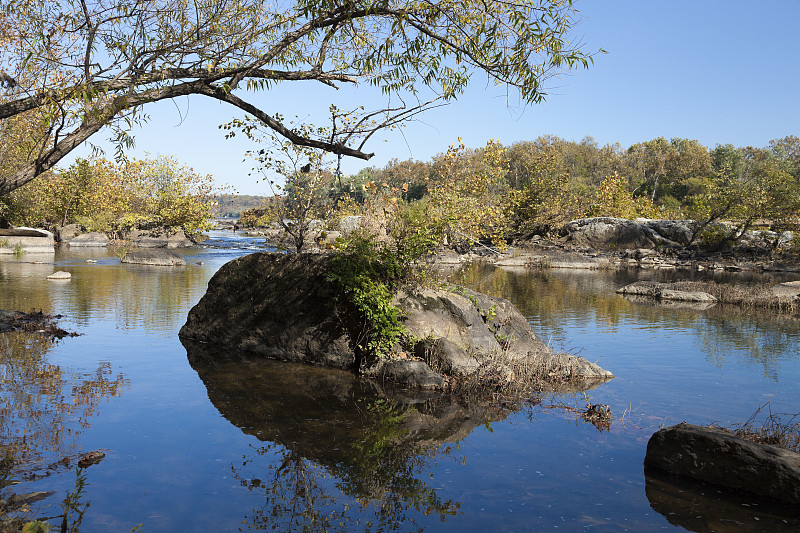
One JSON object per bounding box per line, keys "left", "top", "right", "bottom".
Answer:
{"left": 1, "top": 231, "right": 799, "bottom": 532}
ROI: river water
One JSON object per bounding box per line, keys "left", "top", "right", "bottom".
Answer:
{"left": 1, "top": 231, "right": 799, "bottom": 532}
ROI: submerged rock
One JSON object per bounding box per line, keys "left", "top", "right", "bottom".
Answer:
{"left": 644, "top": 423, "right": 800, "bottom": 507}
{"left": 121, "top": 249, "right": 186, "bottom": 266}
{"left": 180, "top": 253, "right": 613, "bottom": 390}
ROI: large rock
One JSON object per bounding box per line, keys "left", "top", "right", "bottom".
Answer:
{"left": 67, "top": 231, "right": 109, "bottom": 247}
{"left": 121, "top": 249, "right": 186, "bottom": 266}
{"left": 562, "top": 217, "right": 683, "bottom": 250}
{"left": 640, "top": 219, "right": 698, "bottom": 246}
{"left": 644, "top": 423, "right": 800, "bottom": 507}
{"left": 126, "top": 227, "right": 193, "bottom": 248}
{"left": 0, "top": 228, "right": 55, "bottom": 254}
{"left": 180, "top": 253, "right": 613, "bottom": 389}
{"left": 53, "top": 223, "right": 81, "bottom": 242}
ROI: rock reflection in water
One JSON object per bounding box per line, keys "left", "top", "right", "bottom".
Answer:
{"left": 645, "top": 469, "right": 800, "bottom": 532}
{"left": 185, "top": 341, "right": 516, "bottom": 532}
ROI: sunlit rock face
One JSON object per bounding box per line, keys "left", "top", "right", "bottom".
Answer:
{"left": 180, "top": 253, "right": 613, "bottom": 389}
{"left": 0, "top": 228, "right": 54, "bottom": 254}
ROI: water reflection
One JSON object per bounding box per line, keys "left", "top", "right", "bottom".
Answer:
{"left": 453, "top": 263, "right": 800, "bottom": 380}
{"left": 0, "top": 253, "right": 210, "bottom": 334}
{"left": 185, "top": 341, "right": 519, "bottom": 531}
{"left": 644, "top": 469, "right": 800, "bottom": 532}
{"left": 0, "top": 332, "right": 128, "bottom": 466}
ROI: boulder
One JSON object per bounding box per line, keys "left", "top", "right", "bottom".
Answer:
{"left": 339, "top": 215, "right": 363, "bottom": 235}
{"left": 644, "top": 423, "right": 800, "bottom": 507}
{"left": 0, "top": 228, "right": 55, "bottom": 254}
{"left": 126, "top": 227, "right": 193, "bottom": 248}
{"left": 67, "top": 232, "right": 109, "bottom": 247}
{"left": 53, "top": 223, "right": 81, "bottom": 242}
{"left": 180, "top": 253, "right": 613, "bottom": 389}
{"left": 46, "top": 271, "right": 72, "bottom": 280}
{"left": 617, "top": 281, "right": 717, "bottom": 303}
{"left": 640, "top": 219, "right": 698, "bottom": 246}
{"left": 181, "top": 253, "right": 356, "bottom": 369}
{"left": 562, "top": 217, "right": 682, "bottom": 250}
{"left": 121, "top": 249, "right": 186, "bottom": 266}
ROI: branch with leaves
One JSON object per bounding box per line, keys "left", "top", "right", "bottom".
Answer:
{"left": 0, "top": 0, "right": 595, "bottom": 195}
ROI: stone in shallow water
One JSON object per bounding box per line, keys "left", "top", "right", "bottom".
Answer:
{"left": 46, "top": 271, "right": 71, "bottom": 280}
{"left": 644, "top": 423, "right": 800, "bottom": 507}
{"left": 121, "top": 249, "right": 186, "bottom": 266}
{"left": 67, "top": 231, "right": 109, "bottom": 247}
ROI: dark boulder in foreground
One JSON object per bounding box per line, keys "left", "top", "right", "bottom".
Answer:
{"left": 644, "top": 423, "right": 800, "bottom": 507}
{"left": 180, "top": 253, "right": 613, "bottom": 390}
{"left": 121, "top": 249, "right": 186, "bottom": 266}
{"left": 561, "top": 217, "right": 688, "bottom": 250}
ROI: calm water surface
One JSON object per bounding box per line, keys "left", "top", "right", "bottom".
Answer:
{"left": 1, "top": 232, "right": 799, "bottom": 532}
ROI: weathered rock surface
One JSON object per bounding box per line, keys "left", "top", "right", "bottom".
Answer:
{"left": 180, "top": 253, "right": 613, "bottom": 390}
{"left": 181, "top": 253, "right": 356, "bottom": 369}
{"left": 126, "top": 227, "right": 193, "bottom": 248}
{"left": 0, "top": 228, "right": 55, "bottom": 254}
{"left": 639, "top": 219, "right": 698, "bottom": 246}
{"left": 121, "top": 249, "right": 186, "bottom": 266}
{"left": 562, "top": 217, "right": 683, "bottom": 250}
{"left": 53, "top": 223, "right": 81, "bottom": 242}
{"left": 644, "top": 423, "right": 800, "bottom": 507}
{"left": 617, "top": 281, "right": 717, "bottom": 303}
{"left": 46, "top": 271, "right": 72, "bottom": 280}
{"left": 339, "top": 215, "right": 363, "bottom": 235}
{"left": 67, "top": 231, "right": 109, "bottom": 247}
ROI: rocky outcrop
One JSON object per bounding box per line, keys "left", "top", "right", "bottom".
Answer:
{"left": 121, "top": 249, "right": 186, "bottom": 266}
{"left": 126, "top": 227, "right": 193, "bottom": 248}
{"left": 644, "top": 423, "right": 800, "bottom": 507}
{"left": 562, "top": 217, "right": 684, "bottom": 250}
{"left": 0, "top": 228, "right": 55, "bottom": 254}
{"left": 53, "top": 223, "right": 81, "bottom": 242}
{"left": 67, "top": 231, "right": 109, "bottom": 247}
{"left": 180, "top": 253, "right": 613, "bottom": 390}
{"left": 181, "top": 253, "right": 356, "bottom": 369}
{"left": 617, "top": 281, "right": 717, "bottom": 303}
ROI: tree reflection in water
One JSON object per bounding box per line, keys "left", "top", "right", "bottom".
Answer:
{"left": 0, "top": 331, "right": 128, "bottom": 469}
{"left": 185, "top": 343, "right": 511, "bottom": 532}
{"left": 453, "top": 263, "right": 800, "bottom": 381}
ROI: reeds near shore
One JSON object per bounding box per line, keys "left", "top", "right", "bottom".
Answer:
{"left": 668, "top": 281, "right": 799, "bottom": 313}
{"left": 726, "top": 403, "right": 800, "bottom": 453}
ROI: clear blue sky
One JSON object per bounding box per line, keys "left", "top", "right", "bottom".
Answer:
{"left": 67, "top": 1, "right": 800, "bottom": 195}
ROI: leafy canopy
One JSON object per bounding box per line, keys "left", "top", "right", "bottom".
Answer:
{"left": 0, "top": 0, "right": 594, "bottom": 195}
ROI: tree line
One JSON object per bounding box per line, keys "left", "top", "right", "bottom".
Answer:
{"left": 242, "top": 134, "right": 800, "bottom": 252}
